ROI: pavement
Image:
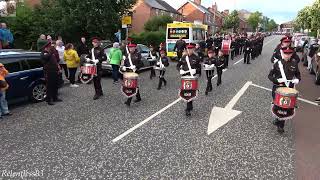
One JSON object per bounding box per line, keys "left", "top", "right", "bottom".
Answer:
{"left": 0, "top": 35, "right": 318, "bottom": 179}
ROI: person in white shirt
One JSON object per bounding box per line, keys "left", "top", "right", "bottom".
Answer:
{"left": 56, "top": 40, "right": 68, "bottom": 80}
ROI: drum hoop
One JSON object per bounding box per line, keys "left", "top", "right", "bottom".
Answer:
{"left": 179, "top": 89, "right": 199, "bottom": 102}
{"left": 181, "top": 76, "right": 198, "bottom": 80}
{"left": 275, "top": 90, "right": 299, "bottom": 97}
{"left": 121, "top": 86, "right": 138, "bottom": 98}
{"left": 270, "top": 104, "right": 296, "bottom": 121}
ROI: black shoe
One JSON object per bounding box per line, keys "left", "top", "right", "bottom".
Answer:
{"left": 93, "top": 94, "right": 101, "bottom": 100}
{"left": 134, "top": 98, "right": 141, "bottom": 103}
{"left": 185, "top": 110, "right": 191, "bottom": 116}
{"left": 247, "top": 62, "right": 251, "bottom": 64}
{"left": 3, "top": 113, "right": 12, "bottom": 116}
{"left": 209, "top": 86, "right": 213, "bottom": 92}
{"left": 163, "top": 80, "right": 167, "bottom": 86}
{"left": 273, "top": 119, "right": 278, "bottom": 125}
{"left": 53, "top": 98, "right": 62, "bottom": 102}
{"left": 205, "top": 91, "right": 208, "bottom": 95}
{"left": 48, "top": 102, "right": 55, "bottom": 105}
{"left": 157, "top": 87, "right": 161, "bottom": 90}
{"left": 124, "top": 101, "right": 130, "bottom": 107}
{"left": 315, "top": 98, "right": 320, "bottom": 102}
{"left": 277, "top": 126, "right": 284, "bottom": 134}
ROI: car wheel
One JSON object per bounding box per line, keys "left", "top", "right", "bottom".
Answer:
{"left": 315, "top": 68, "right": 320, "bottom": 85}
{"left": 30, "top": 83, "right": 47, "bottom": 102}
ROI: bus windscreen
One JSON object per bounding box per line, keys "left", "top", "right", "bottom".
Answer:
{"left": 167, "top": 28, "right": 189, "bottom": 39}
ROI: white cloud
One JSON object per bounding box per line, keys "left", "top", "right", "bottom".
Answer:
{"left": 163, "top": 0, "right": 316, "bottom": 23}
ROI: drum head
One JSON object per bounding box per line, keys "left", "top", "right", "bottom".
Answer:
{"left": 276, "top": 87, "right": 299, "bottom": 96}
{"left": 124, "top": 72, "right": 139, "bottom": 78}
{"left": 181, "top": 76, "right": 198, "bottom": 80}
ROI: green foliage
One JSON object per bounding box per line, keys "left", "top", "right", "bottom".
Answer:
{"left": 222, "top": 10, "right": 240, "bottom": 32}
{"left": 131, "top": 30, "right": 166, "bottom": 46}
{"left": 267, "top": 19, "right": 278, "bottom": 32}
{"left": 3, "top": 0, "right": 136, "bottom": 49}
{"left": 248, "top": 11, "right": 262, "bottom": 32}
{"left": 295, "top": 6, "right": 312, "bottom": 31}
{"left": 144, "top": 15, "right": 173, "bottom": 32}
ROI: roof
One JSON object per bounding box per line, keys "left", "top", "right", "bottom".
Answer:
{"left": 187, "top": 0, "right": 212, "bottom": 15}
{"left": 144, "top": 0, "right": 181, "bottom": 14}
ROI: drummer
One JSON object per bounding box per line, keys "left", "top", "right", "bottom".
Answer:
{"left": 268, "top": 47, "right": 301, "bottom": 133}
{"left": 149, "top": 45, "right": 158, "bottom": 79}
{"left": 176, "top": 43, "right": 201, "bottom": 116}
{"left": 203, "top": 49, "right": 216, "bottom": 95}
{"left": 214, "top": 49, "right": 225, "bottom": 86}
{"left": 156, "top": 50, "right": 169, "bottom": 90}
{"left": 121, "top": 43, "right": 144, "bottom": 106}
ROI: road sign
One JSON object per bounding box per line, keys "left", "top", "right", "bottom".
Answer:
{"left": 122, "top": 16, "right": 132, "bottom": 26}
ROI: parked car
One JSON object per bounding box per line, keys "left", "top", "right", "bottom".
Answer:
{"left": 0, "top": 51, "right": 46, "bottom": 102}
{"left": 310, "top": 53, "right": 320, "bottom": 85}
{"left": 101, "top": 44, "right": 153, "bottom": 74}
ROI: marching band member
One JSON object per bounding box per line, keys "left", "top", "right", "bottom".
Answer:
{"left": 203, "top": 49, "right": 216, "bottom": 95}
{"left": 268, "top": 47, "right": 301, "bottom": 133}
{"left": 155, "top": 50, "right": 169, "bottom": 90}
{"left": 122, "top": 43, "right": 144, "bottom": 106}
{"left": 215, "top": 49, "right": 225, "bottom": 86}
{"left": 271, "top": 36, "right": 300, "bottom": 64}
{"left": 177, "top": 43, "right": 201, "bottom": 116}
{"left": 149, "top": 45, "right": 158, "bottom": 79}
{"left": 243, "top": 35, "right": 252, "bottom": 64}
{"left": 87, "top": 37, "right": 107, "bottom": 100}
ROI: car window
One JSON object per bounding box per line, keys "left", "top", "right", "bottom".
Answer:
{"left": 3, "top": 60, "right": 22, "bottom": 73}
{"left": 26, "top": 58, "right": 43, "bottom": 69}
{"left": 139, "top": 45, "right": 149, "bottom": 53}
{"left": 21, "top": 60, "right": 30, "bottom": 70}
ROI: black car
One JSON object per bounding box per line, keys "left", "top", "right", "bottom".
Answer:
{"left": 0, "top": 51, "right": 46, "bottom": 102}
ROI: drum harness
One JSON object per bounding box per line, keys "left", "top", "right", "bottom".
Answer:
{"left": 119, "top": 46, "right": 137, "bottom": 74}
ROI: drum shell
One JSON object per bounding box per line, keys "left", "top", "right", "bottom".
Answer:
{"left": 181, "top": 77, "right": 198, "bottom": 91}
{"left": 222, "top": 40, "right": 231, "bottom": 55}
{"left": 123, "top": 73, "right": 138, "bottom": 89}
{"left": 272, "top": 105, "right": 295, "bottom": 120}
{"left": 273, "top": 89, "right": 298, "bottom": 109}
{"left": 81, "top": 64, "right": 97, "bottom": 75}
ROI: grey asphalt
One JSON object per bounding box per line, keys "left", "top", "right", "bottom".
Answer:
{"left": 0, "top": 36, "right": 297, "bottom": 179}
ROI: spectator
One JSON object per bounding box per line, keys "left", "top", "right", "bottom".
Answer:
{"left": 47, "top": 35, "right": 52, "bottom": 42}
{"left": 114, "top": 29, "right": 121, "bottom": 43}
{"left": 77, "top": 37, "right": 89, "bottom": 56}
{"left": 0, "top": 63, "right": 12, "bottom": 118}
{"left": 56, "top": 40, "right": 68, "bottom": 80}
{"left": 41, "top": 42, "right": 62, "bottom": 105}
{"left": 109, "top": 42, "right": 122, "bottom": 83}
{"left": 64, "top": 43, "right": 80, "bottom": 88}
{"left": 0, "top": 23, "right": 14, "bottom": 49}
{"left": 37, "top": 34, "right": 47, "bottom": 51}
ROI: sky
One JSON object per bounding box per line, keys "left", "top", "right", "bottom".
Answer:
{"left": 163, "top": 0, "right": 316, "bottom": 24}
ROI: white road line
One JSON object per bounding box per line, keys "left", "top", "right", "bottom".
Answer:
{"left": 112, "top": 98, "right": 182, "bottom": 143}
{"left": 225, "top": 81, "right": 252, "bottom": 110}
{"left": 233, "top": 37, "right": 277, "bottom": 65}
{"left": 251, "top": 83, "right": 319, "bottom": 106}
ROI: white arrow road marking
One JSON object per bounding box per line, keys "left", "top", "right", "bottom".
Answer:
{"left": 207, "top": 81, "right": 252, "bottom": 135}
{"left": 251, "top": 83, "right": 319, "bottom": 106}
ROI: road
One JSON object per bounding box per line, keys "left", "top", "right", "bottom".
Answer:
{"left": 0, "top": 36, "right": 318, "bottom": 179}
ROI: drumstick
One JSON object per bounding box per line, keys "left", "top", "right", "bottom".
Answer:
{"left": 186, "top": 56, "right": 194, "bottom": 78}
{"left": 126, "top": 46, "right": 134, "bottom": 68}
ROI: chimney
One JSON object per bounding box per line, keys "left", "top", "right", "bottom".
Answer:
{"left": 194, "top": 0, "right": 201, "bottom": 5}
{"left": 212, "top": 2, "right": 217, "bottom": 12}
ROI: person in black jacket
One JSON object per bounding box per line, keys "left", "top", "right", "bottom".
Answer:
{"left": 213, "top": 33, "right": 223, "bottom": 55}
{"left": 215, "top": 49, "right": 225, "bottom": 86}
{"left": 77, "top": 37, "right": 89, "bottom": 56}
{"left": 271, "top": 36, "right": 300, "bottom": 64}
{"left": 41, "top": 42, "right": 62, "bottom": 105}
{"left": 243, "top": 36, "right": 252, "bottom": 64}
{"left": 268, "top": 47, "right": 301, "bottom": 133}
{"left": 177, "top": 43, "right": 201, "bottom": 116}
{"left": 156, "top": 50, "right": 169, "bottom": 90}
{"left": 174, "top": 37, "right": 186, "bottom": 60}
{"left": 149, "top": 45, "right": 158, "bottom": 79}
{"left": 203, "top": 49, "right": 216, "bottom": 95}
{"left": 122, "top": 43, "right": 144, "bottom": 106}
{"left": 87, "top": 37, "right": 107, "bottom": 100}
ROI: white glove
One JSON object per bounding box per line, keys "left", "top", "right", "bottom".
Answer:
{"left": 204, "top": 64, "right": 209, "bottom": 68}
{"left": 180, "top": 69, "right": 186, "bottom": 75}
{"left": 156, "top": 62, "right": 160, "bottom": 66}
{"left": 122, "top": 56, "right": 126, "bottom": 60}
{"left": 210, "top": 64, "right": 215, "bottom": 68}
{"left": 160, "top": 64, "right": 165, "bottom": 69}
{"left": 92, "top": 59, "right": 99, "bottom": 64}
{"left": 190, "top": 69, "right": 196, "bottom": 75}
{"left": 277, "top": 78, "right": 286, "bottom": 83}
{"left": 273, "top": 58, "right": 279, "bottom": 63}
{"left": 130, "top": 65, "right": 136, "bottom": 70}
{"left": 121, "top": 66, "right": 127, "bottom": 71}
{"left": 317, "top": 52, "right": 320, "bottom": 56}
{"left": 292, "top": 79, "right": 299, "bottom": 84}
{"left": 86, "top": 58, "right": 91, "bottom": 62}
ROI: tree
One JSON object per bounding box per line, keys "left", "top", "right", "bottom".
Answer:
{"left": 267, "top": 19, "right": 278, "bottom": 32}
{"left": 144, "top": 15, "right": 173, "bottom": 32}
{"left": 295, "top": 6, "right": 311, "bottom": 31}
{"left": 222, "top": 10, "right": 240, "bottom": 32}
{"left": 248, "top": 11, "right": 262, "bottom": 32}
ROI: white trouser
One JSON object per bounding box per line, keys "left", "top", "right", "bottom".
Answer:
{"left": 307, "top": 56, "right": 312, "bottom": 70}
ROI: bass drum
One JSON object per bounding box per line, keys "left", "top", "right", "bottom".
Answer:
{"left": 79, "top": 73, "right": 93, "bottom": 84}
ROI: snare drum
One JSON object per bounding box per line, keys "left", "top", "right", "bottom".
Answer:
{"left": 181, "top": 76, "right": 198, "bottom": 91}
{"left": 123, "top": 72, "right": 139, "bottom": 89}
{"left": 81, "top": 64, "right": 97, "bottom": 75}
{"left": 274, "top": 87, "right": 298, "bottom": 109}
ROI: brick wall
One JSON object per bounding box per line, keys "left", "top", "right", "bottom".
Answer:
{"left": 178, "top": 3, "right": 204, "bottom": 24}
{"left": 24, "top": 0, "right": 41, "bottom": 7}
{"left": 131, "top": 1, "right": 151, "bottom": 34}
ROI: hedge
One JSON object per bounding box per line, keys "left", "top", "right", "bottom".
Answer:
{"left": 131, "top": 30, "right": 166, "bottom": 47}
